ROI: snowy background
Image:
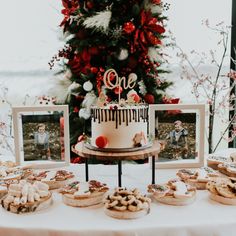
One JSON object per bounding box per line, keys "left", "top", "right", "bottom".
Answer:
{"left": 0, "top": 0, "right": 232, "bottom": 160}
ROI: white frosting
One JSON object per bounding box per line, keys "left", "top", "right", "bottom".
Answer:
{"left": 227, "top": 165, "right": 236, "bottom": 174}
{"left": 6, "top": 181, "right": 49, "bottom": 205}
{"left": 91, "top": 105, "right": 148, "bottom": 149}
{"left": 74, "top": 182, "right": 91, "bottom": 197}
{"left": 196, "top": 169, "right": 208, "bottom": 182}
{"left": 173, "top": 181, "right": 188, "bottom": 195}
{"left": 42, "top": 171, "right": 57, "bottom": 181}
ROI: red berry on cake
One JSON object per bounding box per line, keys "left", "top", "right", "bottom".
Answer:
{"left": 130, "top": 93, "right": 140, "bottom": 103}
{"left": 95, "top": 136, "right": 108, "bottom": 148}
{"left": 114, "top": 86, "right": 123, "bottom": 95}
{"left": 127, "top": 89, "right": 140, "bottom": 103}
{"left": 144, "top": 94, "right": 155, "bottom": 104}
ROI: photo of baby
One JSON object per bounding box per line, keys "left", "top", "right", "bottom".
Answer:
{"left": 34, "top": 123, "right": 51, "bottom": 160}
{"left": 155, "top": 111, "right": 197, "bottom": 162}
{"left": 22, "top": 113, "right": 63, "bottom": 162}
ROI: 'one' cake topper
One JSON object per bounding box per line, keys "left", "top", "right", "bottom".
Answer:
{"left": 103, "top": 69, "right": 137, "bottom": 104}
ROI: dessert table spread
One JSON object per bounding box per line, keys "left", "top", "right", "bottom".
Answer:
{"left": 0, "top": 163, "right": 236, "bottom": 236}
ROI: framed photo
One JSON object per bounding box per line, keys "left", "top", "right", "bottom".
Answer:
{"left": 149, "top": 104, "right": 205, "bottom": 168}
{"left": 12, "top": 105, "right": 70, "bottom": 168}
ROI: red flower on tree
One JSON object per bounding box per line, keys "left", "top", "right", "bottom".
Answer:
{"left": 132, "top": 10, "right": 165, "bottom": 52}
{"left": 68, "top": 49, "right": 91, "bottom": 75}
{"left": 60, "top": 0, "right": 79, "bottom": 27}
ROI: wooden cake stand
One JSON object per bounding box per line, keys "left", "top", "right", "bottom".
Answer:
{"left": 72, "top": 141, "right": 160, "bottom": 187}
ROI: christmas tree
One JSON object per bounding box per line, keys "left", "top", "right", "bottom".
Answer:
{"left": 50, "top": 0, "right": 171, "bottom": 148}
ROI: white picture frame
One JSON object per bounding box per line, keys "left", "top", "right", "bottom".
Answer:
{"left": 12, "top": 105, "right": 70, "bottom": 168}
{"left": 149, "top": 104, "right": 205, "bottom": 168}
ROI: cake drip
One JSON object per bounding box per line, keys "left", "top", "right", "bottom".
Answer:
{"left": 91, "top": 106, "right": 148, "bottom": 129}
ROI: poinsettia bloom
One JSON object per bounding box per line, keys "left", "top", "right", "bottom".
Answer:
{"left": 68, "top": 49, "right": 91, "bottom": 75}
{"left": 132, "top": 10, "right": 165, "bottom": 52}
{"left": 60, "top": 0, "right": 79, "bottom": 27}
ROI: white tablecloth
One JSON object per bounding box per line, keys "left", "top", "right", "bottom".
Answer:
{"left": 0, "top": 163, "right": 236, "bottom": 236}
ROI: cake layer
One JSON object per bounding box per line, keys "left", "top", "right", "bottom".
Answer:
{"left": 91, "top": 105, "right": 148, "bottom": 149}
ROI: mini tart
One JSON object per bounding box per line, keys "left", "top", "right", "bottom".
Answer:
{"left": 218, "top": 163, "right": 236, "bottom": 177}
{"left": 176, "top": 167, "right": 219, "bottom": 190}
{"left": 1, "top": 180, "right": 52, "bottom": 214}
{"left": 59, "top": 180, "right": 109, "bottom": 207}
{"left": 148, "top": 179, "right": 196, "bottom": 206}
{"left": 27, "top": 170, "right": 75, "bottom": 190}
{"left": 207, "top": 155, "right": 230, "bottom": 169}
{"left": 206, "top": 178, "right": 236, "bottom": 205}
{"left": 104, "top": 187, "right": 151, "bottom": 219}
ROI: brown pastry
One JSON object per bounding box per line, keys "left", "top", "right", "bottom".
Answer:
{"left": 59, "top": 180, "right": 109, "bottom": 207}
{"left": 206, "top": 178, "right": 236, "bottom": 205}
{"left": 104, "top": 187, "right": 151, "bottom": 219}
{"left": 27, "top": 170, "right": 74, "bottom": 189}
{"left": 177, "top": 167, "right": 219, "bottom": 190}
{"left": 207, "top": 156, "right": 230, "bottom": 169}
{"left": 148, "top": 179, "right": 196, "bottom": 206}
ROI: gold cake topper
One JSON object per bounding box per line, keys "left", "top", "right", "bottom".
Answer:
{"left": 103, "top": 69, "right": 137, "bottom": 104}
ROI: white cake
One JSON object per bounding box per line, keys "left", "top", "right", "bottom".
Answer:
{"left": 91, "top": 104, "right": 148, "bottom": 149}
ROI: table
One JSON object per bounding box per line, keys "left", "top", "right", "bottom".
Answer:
{"left": 1, "top": 163, "right": 236, "bottom": 236}
{"left": 72, "top": 141, "right": 160, "bottom": 187}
